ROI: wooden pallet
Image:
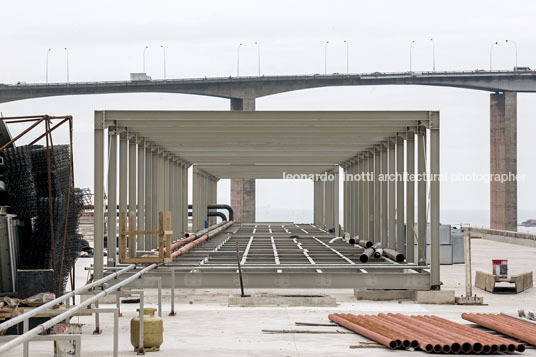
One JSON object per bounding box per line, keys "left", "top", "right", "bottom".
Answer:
{"left": 119, "top": 211, "right": 173, "bottom": 264}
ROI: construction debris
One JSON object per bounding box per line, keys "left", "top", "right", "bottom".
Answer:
{"left": 329, "top": 313, "right": 525, "bottom": 353}
{"left": 462, "top": 313, "right": 536, "bottom": 347}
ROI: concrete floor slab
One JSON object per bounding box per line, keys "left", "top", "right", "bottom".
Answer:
{"left": 11, "top": 238, "right": 536, "bottom": 356}
{"left": 228, "top": 293, "right": 337, "bottom": 307}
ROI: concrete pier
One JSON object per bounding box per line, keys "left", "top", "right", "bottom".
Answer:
{"left": 490, "top": 92, "right": 517, "bottom": 231}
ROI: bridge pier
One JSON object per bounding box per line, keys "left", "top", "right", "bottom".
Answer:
{"left": 230, "top": 97, "right": 256, "bottom": 222}
{"left": 490, "top": 92, "right": 517, "bottom": 231}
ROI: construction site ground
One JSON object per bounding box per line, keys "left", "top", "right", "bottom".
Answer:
{"left": 17, "top": 237, "right": 536, "bottom": 356}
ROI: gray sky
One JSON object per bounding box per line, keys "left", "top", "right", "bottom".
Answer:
{"left": 1, "top": 0, "right": 535, "bottom": 224}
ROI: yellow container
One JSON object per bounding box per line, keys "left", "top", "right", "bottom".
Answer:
{"left": 130, "top": 308, "right": 163, "bottom": 352}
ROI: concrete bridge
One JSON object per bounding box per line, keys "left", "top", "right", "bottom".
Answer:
{"left": 1, "top": 70, "right": 534, "bottom": 231}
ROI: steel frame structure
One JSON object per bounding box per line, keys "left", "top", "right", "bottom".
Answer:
{"left": 94, "top": 110, "right": 440, "bottom": 289}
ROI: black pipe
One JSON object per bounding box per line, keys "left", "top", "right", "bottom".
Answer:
{"left": 188, "top": 204, "right": 234, "bottom": 221}
{"left": 187, "top": 211, "right": 227, "bottom": 221}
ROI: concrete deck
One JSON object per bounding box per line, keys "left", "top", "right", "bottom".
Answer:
{"left": 15, "top": 238, "right": 536, "bottom": 356}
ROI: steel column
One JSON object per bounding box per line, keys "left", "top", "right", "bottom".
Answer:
{"left": 107, "top": 129, "right": 117, "bottom": 267}
{"left": 373, "top": 149, "right": 380, "bottom": 243}
{"left": 430, "top": 113, "right": 440, "bottom": 288}
{"left": 406, "top": 132, "right": 415, "bottom": 263}
{"left": 128, "top": 135, "right": 137, "bottom": 258}
{"left": 388, "top": 142, "right": 396, "bottom": 249}
{"left": 93, "top": 113, "right": 105, "bottom": 279}
{"left": 137, "top": 140, "right": 145, "bottom": 250}
{"left": 396, "top": 136, "right": 405, "bottom": 254}
{"left": 381, "top": 146, "right": 388, "bottom": 246}
{"left": 145, "top": 145, "right": 153, "bottom": 248}
{"left": 417, "top": 128, "right": 427, "bottom": 265}
{"left": 151, "top": 149, "right": 159, "bottom": 249}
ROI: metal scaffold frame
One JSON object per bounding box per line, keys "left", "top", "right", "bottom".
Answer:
{"left": 94, "top": 110, "right": 440, "bottom": 289}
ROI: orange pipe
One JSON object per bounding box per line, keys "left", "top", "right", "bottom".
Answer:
{"left": 328, "top": 314, "right": 397, "bottom": 349}
{"left": 462, "top": 313, "right": 529, "bottom": 351}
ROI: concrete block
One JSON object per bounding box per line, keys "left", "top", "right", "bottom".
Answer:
{"left": 228, "top": 294, "right": 336, "bottom": 307}
{"left": 455, "top": 296, "right": 484, "bottom": 305}
{"left": 415, "top": 290, "right": 455, "bottom": 304}
{"left": 475, "top": 271, "right": 495, "bottom": 292}
{"left": 354, "top": 289, "right": 415, "bottom": 301}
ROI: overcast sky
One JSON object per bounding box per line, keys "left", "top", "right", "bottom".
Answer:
{"left": 1, "top": 0, "right": 535, "bottom": 225}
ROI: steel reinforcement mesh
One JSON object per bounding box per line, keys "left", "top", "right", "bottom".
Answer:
{"left": 3, "top": 144, "right": 83, "bottom": 295}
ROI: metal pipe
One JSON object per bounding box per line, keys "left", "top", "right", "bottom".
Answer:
{"left": 358, "top": 239, "right": 373, "bottom": 248}
{"left": 188, "top": 204, "right": 234, "bottom": 221}
{"left": 0, "top": 264, "right": 156, "bottom": 355}
{"left": 171, "top": 221, "right": 233, "bottom": 259}
{"left": 463, "top": 313, "right": 530, "bottom": 350}
{"left": 359, "top": 242, "right": 381, "bottom": 263}
{"left": 373, "top": 248, "right": 383, "bottom": 259}
{"left": 188, "top": 211, "right": 227, "bottom": 221}
{"left": 383, "top": 248, "right": 405, "bottom": 263}
{"left": 328, "top": 313, "right": 397, "bottom": 349}
{"left": 0, "top": 264, "right": 136, "bottom": 333}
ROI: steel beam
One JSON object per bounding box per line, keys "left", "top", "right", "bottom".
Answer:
{"left": 405, "top": 133, "right": 415, "bottom": 263}
{"left": 107, "top": 129, "right": 117, "bottom": 266}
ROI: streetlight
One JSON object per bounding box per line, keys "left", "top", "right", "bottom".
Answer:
{"left": 254, "top": 42, "right": 261, "bottom": 76}
{"left": 430, "top": 38, "right": 435, "bottom": 71}
{"left": 143, "top": 46, "right": 149, "bottom": 73}
{"left": 490, "top": 41, "right": 498, "bottom": 71}
{"left": 409, "top": 40, "right": 415, "bottom": 72}
{"left": 64, "top": 48, "right": 69, "bottom": 83}
{"left": 505, "top": 40, "right": 518, "bottom": 69}
{"left": 344, "top": 40, "right": 349, "bottom": 74}
{"left": 46, "top": 48, "right": 51, "bottom": 83}
{"left": 160, "top": 45, "right": 167, "bottom": 79}
{"left": 324, "top": 41, "right": 329, "bottom": 74}
{"left": 237, "top": 43, "right": 242, "bottom": 76}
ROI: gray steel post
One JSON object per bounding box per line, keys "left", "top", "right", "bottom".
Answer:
{"left": 381, "top": 146, "right": 388, "bottom": 246}
{"left": 145, "top": 145, "right": 153, "bottom": 248}
{"left": 164, "top": 155, "right": 170, "bottom": 213}
{"left": 94, "top": 112, "right": 105, "bottom": 279}
{"left": 182, "top": 164, "right": 188, "bottom": 233}
{"left": 367, "top": 154, "right": 374, "bottom": 239}
{"left": 176, "top": 161, "right": 183, "bottom": 237}
{"left": 430, "top": 113, "right": 440, "bottom": 288}
{"left": 128, "top": 136, "right": 137, "bottom": 258}
{"left": 388, "top": 142, "right": 396, "bottom": 249}
{"left": 170, "top": 268, "right": 176, "bottom": 316}
{"left": 137, "top": 140, "right": 145, "bottom": 251}
{"left": 396, "top": 136, "right": 405, "bottom": 253}
{"left": 357, "top": 158, "right": 364, "bottom": 240}
{"left": 333, "top": 167, "right": 340, "bottom": 235}
{"left": 107, "top": 129, "right": 117, "bottom": 267}
{"left": 406, "top": 132, "right": 415, "bottom": 263}
{"left": 343, "top": 165, "right": 348, "bottom": 233}
{"left": 373, "top": 148, "right": 381, "bottom": 243}
{"left": 151, "top": 149, "right": 159, "bottom": 249}
{"left": 417, "top": 128, "right": 427, "bottom": 265}
{"left": 192, "top": 166, "right": 199, "bottom": 231}
{"left": 119, "top": 131, "right": 128, "bottom": 249}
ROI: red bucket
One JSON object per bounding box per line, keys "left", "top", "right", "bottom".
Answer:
{"left": 492, "top": 259, "right": 508, "bottom": 278}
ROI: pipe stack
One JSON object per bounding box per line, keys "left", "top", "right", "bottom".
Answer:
{"left": 328, "top": 313, "right": 525, "bottom": 354}
{"left": 359, "top": 242, "right": 381, "bottom": 263}
{"left": 463, "top": 313, "right": 536, "bottom": 347}
{"left": 170, "top": 221, "right": 234, "bottom": 259}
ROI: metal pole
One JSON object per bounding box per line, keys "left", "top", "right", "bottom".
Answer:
{"left": 46, "top": 48, "right": 52, "bottom": 83}
{"left": 0, "top": 263, "right": 157, "bottom": 355}
{"left": 64, "top": 48, "right": 69, "bottom": 83}
{"left": 94, "top": 112, "right": 105, "bottom": 279}
{"left": 367, "top": 154, "right": 374, "bottom": 239}
{"left": 160, "top": 45, "right": 166, "bottom": 79}
{"left": 151, "top": 149, "right": 159, "bottom": 248}
{"left": 505, "top": 40, "right": 518, "bottom": 69}
{"left": 388, "top": 142, "right": 396, "bottom": 249}
{"left": 129, "top": 135, "right": 137, "bottom": 258}
{"left": 430, "top": 113, "right": 440, "bottom": 288}
{"left": 237, "top": 43, "right": 242, "bottom": 76}
{"left": 429, "top": 38, "right": 435, "bottom": 71}
{"left": 417, "top": 128, "right": 427, "bottom": 265}
{"left": 374, "top": 148, "right": 381, "bottom": 243}
{"left": 324, "top": 41, "right": 329, "bottom": 74}
{"left": 143, "top": 45, "right": 149, "bottom": 73}
{"left": 138, "top": 140, "right": 145, "bottom": 251}
{"left": 255, "top": 41, "right": 261, "bottom": 76}
{"left": 490, "top": 41, "right": 498, "bottom": 71}
{"left": 396, "top": 136, "right": 405, "bottom": 253}
{"left": 410, "top": 40, "right": 415, "bottom": 72}
{"left": 170, "top": 268, "right": 176, "bottom": 316}
{"left": 381, "top": 146, "right": 388, "bottom": 246}
{"left": 406, "top": 132, "right": 415, "bottom": 263}
{"left": 107, "top": 129, "right": 117, "bottom": 266}
{"left": 344, "top": 40, "right": 349, "bottom": 74}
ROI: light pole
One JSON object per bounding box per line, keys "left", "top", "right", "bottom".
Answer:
{"left": 143, "top": 45, "right": 149, "bottom": 73}
{"left": 64, "top": 48, "right": 69, "bottom": 83}
{"left": 490, "top": 41, "right": 498, "bottom": 71}
{"left": 505, "top": 40, "right": 518, "bottom": 69}
{"left": 409, "top": 40, "right": 415, "bottom": 72}
{"left": 324, "top": 41, "right": 329, "bottom": 74}
{"left": 430, "top": 38, "right": 435, "bottom": 71}
{"left": 160, "top": 45, "right": 167, "bottom": 79}
{"left": 46, "top": 48, "right": 51, "bottom": 83}
{"left": 344, "top": 40, "right": 349, "bottom": 74}
{"left": 237, "top": 43, "right": 242, "bottom": 76}
{"left": 254, "top": 42, "right": 261, "bottom": 76}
